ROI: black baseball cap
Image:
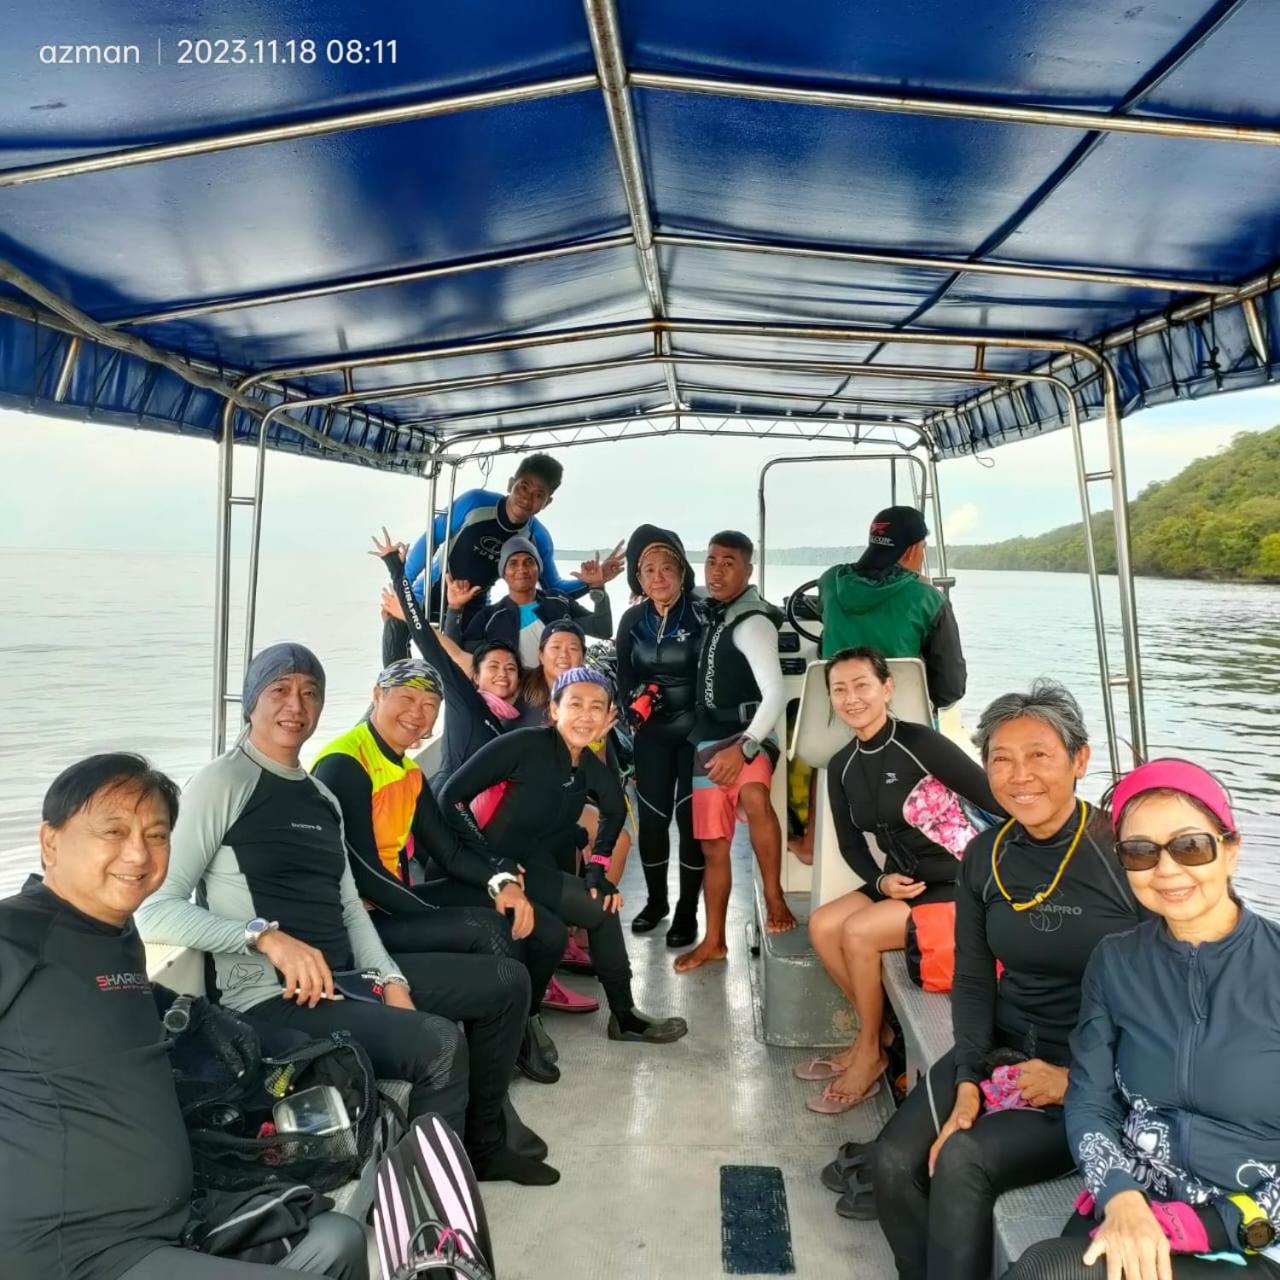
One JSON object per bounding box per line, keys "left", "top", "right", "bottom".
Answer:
{"left": 854, "top": 506, "right": 929, "bottom": 572}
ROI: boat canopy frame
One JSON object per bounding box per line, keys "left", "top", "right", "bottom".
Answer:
{"left": 5, "top": 0, "right": 1280, "bottom": 775}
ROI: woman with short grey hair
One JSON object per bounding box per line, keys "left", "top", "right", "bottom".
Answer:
{"left": 873, "top": 680, "right": 1146, "bottom": 1280}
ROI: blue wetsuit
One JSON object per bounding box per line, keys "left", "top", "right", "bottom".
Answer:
{"left": 404, "top": 489, "right": 586, "bottom": 608}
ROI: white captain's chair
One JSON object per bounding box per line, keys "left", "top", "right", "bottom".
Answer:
{"left": 789, "top": 657, "right": 933, "bottom": 911}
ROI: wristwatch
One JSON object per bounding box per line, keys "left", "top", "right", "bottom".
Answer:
{"left": 162, "top": 994, "right": 195, "bottom": 1036}
{"left": 1229, "top": 1195, "right": 1276, "bottom": 1252}
{"left": 740, "top": 735, "right": 762, "bottom": 762}
{"left": 487, "top": 871, "right": 519, "bottom": 901}
{"left": 244, "top": 917, "right": 279, "bottom": 951}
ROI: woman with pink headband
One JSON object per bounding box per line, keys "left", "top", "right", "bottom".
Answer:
{"left": 1006, "top": 759, "right": 1280, "bottom": 1280}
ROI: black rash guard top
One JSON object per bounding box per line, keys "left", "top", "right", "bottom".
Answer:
{"left": 439, "top": 726, "right": 626, "bottom": 870}
{"left": 312, "top": 722, "right": 518, "bottom": 918}
{"left": 951, "top": 804, "right": 1146, "bottom": 1087}
{"left": 0, "top": 878, "right": 192, "bottom": 1280}
{"left": 827, "top": 717, "right": 1003, "bottom": 899}
{"left": 381, "top": 549, "right": 514, "bottom": 785}
{"left": 614, "top": 594, "right": 701, "bottom": 740}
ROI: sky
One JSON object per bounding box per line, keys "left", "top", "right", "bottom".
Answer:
{"left": 1, "top": 384, "right": 1278, "bottom": 557}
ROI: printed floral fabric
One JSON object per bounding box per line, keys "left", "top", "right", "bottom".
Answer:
{"left": 902, "top": 774, "right": 980, "bottom": 857}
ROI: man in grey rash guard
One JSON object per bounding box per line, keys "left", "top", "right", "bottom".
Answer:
{"left": 137, "top": 644, "right": 556, "bottom": 1187}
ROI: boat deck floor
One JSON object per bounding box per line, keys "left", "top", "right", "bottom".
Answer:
{"left": 481, "top": 832, "right": 895, "bottom": 1279}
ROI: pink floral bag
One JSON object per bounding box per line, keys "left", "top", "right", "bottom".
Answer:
{"left": 902, "top": 775, "right": 981, "bottom": 858}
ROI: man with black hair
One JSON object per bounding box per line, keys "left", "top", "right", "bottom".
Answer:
{"left": 0, "top": 753, "right": 368, "bottom": 1280}
{"left": 675, "top": 532, "right": 797, "bottom": 975}
{"left": 818, "top": 505, "right": 966, "bottom": 708}
{"left": 384, "top": 451, "right": 624, "bottom": 662}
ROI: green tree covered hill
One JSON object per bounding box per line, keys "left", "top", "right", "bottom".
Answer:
{"left": 948, "top": 425, "right": 1280, "bottom": 582}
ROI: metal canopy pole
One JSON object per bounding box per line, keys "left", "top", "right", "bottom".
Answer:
{"left": 112, "top": 234, "right": 635, "bottom": 328}
{"left": 422, "top": 462, "right": 440, "bottom": 625}
{"left": 582, "top": 0, "right": 682, "bottom": 415}
{"left": 211, "top": 401, "right": 238, "bottom": 755}
{"left": 653, "top": 232, "right": 1234, "bottom": 297}
{"left": 629, "top": 71, "right": 1280, "bottom": 147}
{"left": 0, "top": 74, "right": 600, "bottom": 188}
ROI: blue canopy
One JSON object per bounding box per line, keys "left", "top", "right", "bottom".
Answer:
{"left": 1, "top": 0, "right": 1277, "bottom": 469}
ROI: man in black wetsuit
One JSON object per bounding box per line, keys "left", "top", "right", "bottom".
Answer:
{"left": 0, "top": 752, "right": 367, "bottom": 1280}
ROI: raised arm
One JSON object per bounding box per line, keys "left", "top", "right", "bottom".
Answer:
{"left": 531, "top": 518, "right": 589, "bottom": 598}
{"left": 732, "top": 614, "right": 785, "bottom": 742}
{"left": 569, "top": 589, "right": 613, "bottom": 640}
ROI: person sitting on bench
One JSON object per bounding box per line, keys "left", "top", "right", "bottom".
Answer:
{"left": 873, "top": 681, "right": 1144, "bottom": 1280}
{"left": 137, "top": 643, "right": 556, "bottom": 1186}
{"left": 800, "top": 646, "right": 1002, "bottom": 1115}
{"left": 0, "top": 752, "right": 367, "bottom": 1280}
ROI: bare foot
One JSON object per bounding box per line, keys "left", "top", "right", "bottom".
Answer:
{"left": 787, "top": 834, "right": 814, "bottom": 866}
{"left": 829, "top": 1052, "right": 888, "bottom": 1102}
{"left": 674, "top": 940, "right": 728, "bottom": 973}
{"left": 765, "top": 898, "right": 798, "bottom": 934}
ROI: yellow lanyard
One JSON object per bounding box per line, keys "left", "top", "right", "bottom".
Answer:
{"left": 991, "top": 800, "right": 1090, "bottom": 913}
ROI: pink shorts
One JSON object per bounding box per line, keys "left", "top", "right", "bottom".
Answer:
{"left": 691, "top": 751, "right": 774, "bottom": 842}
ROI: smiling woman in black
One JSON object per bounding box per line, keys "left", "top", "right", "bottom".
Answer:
{"left": 441, "top": 671, "right": 687, "bottom": 1046}
{"left": 872, "top": 681, "right": 1144, "bottom": 1280}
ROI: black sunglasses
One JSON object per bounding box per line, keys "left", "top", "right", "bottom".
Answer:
{"left": 1114, "top": 831, "right": 1222, "bottom": 872}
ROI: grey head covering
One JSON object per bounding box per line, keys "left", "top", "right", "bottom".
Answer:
{"left": 242, "top": 642, "right": 326, "bottom": 722}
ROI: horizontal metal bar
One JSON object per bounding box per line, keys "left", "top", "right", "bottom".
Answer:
{"left": 0, "top": 74, "right": 599, "bottom": 189}
{"left": 1084, "top": 469, "right": 1114, "bottom": 482}
{"left": 402, "top": 382, "right": 671, "bottom": 429}
{"left": 654, "top": 232, "right": 1233, "bottom": 297}
{"left": 631, "top": 70, "right": 1280, "bottom": 147}
{"left": 678, "top": 382, "right": 944, "bottom": 414}
{"left": 1108, "top": 675, "right": 1133, "bottom": 687}
{"left": 112, "top": 233, "right": 635, "bottom": 327}
{"left": 227, "top": 495, "right": 257, "bottom": 506}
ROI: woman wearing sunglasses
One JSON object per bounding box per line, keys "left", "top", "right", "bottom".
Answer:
{"left": 1006, "top": 759, "right": 1280, "bottom": 1280}
{"left": 874, "top": 681, "right": 1146, "bottom": 1280}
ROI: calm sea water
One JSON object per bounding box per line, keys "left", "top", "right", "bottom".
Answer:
{"left": 1, "top": 549, "right": 1276, "bottom": 911}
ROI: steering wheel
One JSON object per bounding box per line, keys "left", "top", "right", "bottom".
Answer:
{"left": 785, "top": 577, "right": 823, "bottom": 646}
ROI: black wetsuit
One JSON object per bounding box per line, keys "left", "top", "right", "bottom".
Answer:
{"left": 445, "top": 587, "right": 612, "bottom": 656}
{"left": 312, "top": 724, "right": 565, "bottom": 1013}
{"left": 439, "top": 729, "right": 640, "bottom": 1018}
{"left": 615, "top": 593, "right": 704, "bottom": 921}
{"left": 874, "top": 805, "right": 1146, "bottom": 1280}
{"left": 0, "top": 879, "right": 365, "bottom": 1280}
{"left": 826, "top": 717, "right": 1001, "bottom": 905}
{"left": 380, "top": 549, "right": 516, "bottom": 785}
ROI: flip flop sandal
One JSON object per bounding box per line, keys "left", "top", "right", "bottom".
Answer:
{"left": 821, "top": 1139, "right": 876, "bottom": 1193}
{"left": 793, "top": 1056, "right": 844, "bottom": 1082}
{"left": 835, "top": 1176, "right": 877, "bottom": 1221}
{"left": 805, "top": 1077, "right": 883, "bottom": 1115}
